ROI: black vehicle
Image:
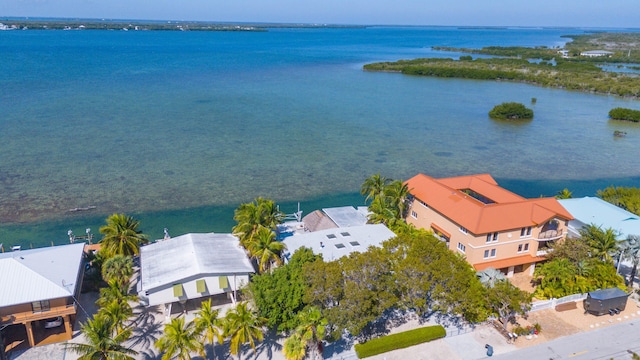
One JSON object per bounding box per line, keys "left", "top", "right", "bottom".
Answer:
{"left": 583, "top": 288, "right": 629, "bottom": 316}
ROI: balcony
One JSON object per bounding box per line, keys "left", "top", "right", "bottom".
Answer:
{"left": 0, "top": 303, "right": 76, "bottom": 325}
{"left": 536, "top": 229, "right": 564, "bottom": 241}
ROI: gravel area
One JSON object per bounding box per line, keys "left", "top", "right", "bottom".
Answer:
{"left": 511, "top": 297, "right": 640, "bottom": 349}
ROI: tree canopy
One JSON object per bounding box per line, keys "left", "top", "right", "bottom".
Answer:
{"left": 598, "top": 186, "right": 640, "bottom": 216}
{"left": 488, "top": 102, "right": 534, "bottom": 120}
{"left": 360, "top": 174, "right": 410, "bottom": 228}
{"left": 248, "top": 247, "right": 321, "bottom": 332}
{"left": 303, "top": 228, "right": 490, "bottom": 339}
{"left": 98, "top": 213, "right": 148, "bottom": 259}
{"left": 232, "top": 197, "right": 284, "bottom": 247}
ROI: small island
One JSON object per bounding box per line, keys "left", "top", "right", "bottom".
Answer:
{"left": 609, "top": 107, "right": 640, "bottom": 122}
{"left": 489, "top": 102, "right": 533, "bottom": 120}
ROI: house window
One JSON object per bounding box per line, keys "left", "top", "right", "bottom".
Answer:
{"left": 411, "top": 210, "right": 418, "bottom": 219}
{"left": 457, "top": 242, "right": 466, "bottom": 253}
{"left": 520, "top": 227, "right": 532, "bottom": 237}
{"left": 32, "top": 300, "right": 50, "bottom": 313}
{"left": 483, "top": 249, "right": 497, "bottom": 259}
{"left": 459, "top": 226, "right": 468, "bottom": 234}
{"left": 517, "top": 243, "right": 530, "bottom": 253}
{"left": 486, "top": 232, "right": 498, "bottom": 243}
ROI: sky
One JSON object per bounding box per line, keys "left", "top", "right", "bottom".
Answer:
{"left": 1, "top": 0, "right": 638, "bottom": 28}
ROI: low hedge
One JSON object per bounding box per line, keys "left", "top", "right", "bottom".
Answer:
{"left": 354, "top": 325, "right": 446, "bottom": 358}
{"left": 609, "top": 107, "right": 640, "bottom": 122}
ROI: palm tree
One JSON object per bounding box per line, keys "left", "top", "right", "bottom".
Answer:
{"left": 102, "top": 254, "right": 134, "bottom": 289}
{"left": 555, "top": 188, "right": 573, "bottom": 199}
{"left": 224, "top": 302, "right": 266, "bottom": 360}
{"left": 193, "top": 299, "right": 224, "bottom": 355}
{"left": 233, "top": 198, "right": 284, "bottom": 246}
{"left": 66, "top": 315, "right": 137, "bottom": 360}
{"left": 476, "top": 267, "right": 506, "bottom": 288}
{"left": 99, "top": 298, "right": 133, "bottom": 335}
{"left": 619, "top": 235, "right": 640, "bottom": 286}
{"left": 96, "top": 281, "right": 137, "bottom": 309}
{"left": 534, "top": 258, "right": 577, "bottom": 298}
{"left": 367, "top": 195, "right": 396, "bottom": 225}
{"left": 384, "top": 179, "right": 410, "bottom": 219}
{"left": 360, "top": 174, "right": 389, "bottom": 204}
{"left": 295, "top": 307, "right": 327, "bottom": 360}
{"left": 99, "top": 213, "right": 148, "bottom": 259}
{"left": 246, "top": 226, "right": 287, "bottom": 273}
{"left": 282, "top": 333, "right": 306, "bottom": 360}
{"left": 155, "top": 317, "right": 204, "bottom": 360}
{"left": 581, "top": 224, "right": 620, "bottom": 262}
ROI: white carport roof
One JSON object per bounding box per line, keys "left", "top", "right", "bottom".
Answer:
{"left": 0, "top": 243, "right": 85, "bottom": 307}
{"left": 139, "top": 233, "right": 254, "bottom": 292}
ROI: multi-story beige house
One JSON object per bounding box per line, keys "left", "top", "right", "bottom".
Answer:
{"left": 405, "top": 173, "right": 573, "bottom": 277}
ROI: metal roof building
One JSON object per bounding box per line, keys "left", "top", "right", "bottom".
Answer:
{"left": 282, "top": 223, "right": 396, "bottom": 262}
{"left": 559, "top": 197, "right": 640, "bottom": 239}
{"left": 0, "top": 243, "right": 85, "bottom": 348}
{"left": 138, "top": 233, "right": 254, "bottom": 309}
{"left": 0, "top": 243, "right": 85, "bottom": 307}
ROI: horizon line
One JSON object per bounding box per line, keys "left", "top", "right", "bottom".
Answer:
{"left": 2, "top": 16, "right": 640, "bottom": 30}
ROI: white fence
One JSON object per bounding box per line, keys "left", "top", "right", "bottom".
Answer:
{"left": 530, "top": 293, "right": 588, "bottom": 312}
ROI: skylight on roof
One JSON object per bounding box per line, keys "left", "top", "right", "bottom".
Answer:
{"left": 349, "top": 241, "right": 360, "bottom": 247}
{"left": 326, "top": 234, "right": 337, "bottom": 239}
{"left": 341, "top": 232, "right": 351, "bottom": 237}
{"left": 460, "top": 189, "right": 495, "bottom": 205}
{"left": 335, "top": 243, "right": 345, "bottom": 249}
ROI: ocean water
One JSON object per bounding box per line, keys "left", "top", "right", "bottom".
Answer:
{"left": 1, "top": 26, "right": 640, "bottom": 248}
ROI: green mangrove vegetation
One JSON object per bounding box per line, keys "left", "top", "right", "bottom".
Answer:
{"left": 489, "top": 102, "right": 533, "bottom": 120}
{"left": 609, "top": 107, "right": 640, "bottom": 122}
{"left": 366, "top": 32, "right": 640, "bottom": 98}
{"left": 364, "top": 57, "right": 640, "bottom": 98}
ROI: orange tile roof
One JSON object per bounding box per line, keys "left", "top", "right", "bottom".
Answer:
{"left": 474, "top": 254, "right": 546, "bottom": 271}
{"left": 405, "top": 173, "right": 573, "bottom": 234}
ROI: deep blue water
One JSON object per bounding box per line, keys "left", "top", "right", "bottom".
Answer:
{"left": 1, "top": 26, "right": 640, "bottom": 248}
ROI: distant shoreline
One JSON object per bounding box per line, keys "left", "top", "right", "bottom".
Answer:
{"left": 0, "top": 18, "right": 366, "bottom": 32}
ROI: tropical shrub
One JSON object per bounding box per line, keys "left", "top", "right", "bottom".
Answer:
{"left": 489, "top": 102, "right": 534, "bottom": 120}
{"left": 354, "top": 325, "right": 445, "bottom": 358}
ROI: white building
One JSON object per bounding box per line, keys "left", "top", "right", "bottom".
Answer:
{"left": 282, "top": 223, "right": 396, "bottom": 262}
{"left": 580, "top": 50, "right": 614, "bottom": 57}
{"left": 137, "top": 233, "right": 254, "bottom": 317}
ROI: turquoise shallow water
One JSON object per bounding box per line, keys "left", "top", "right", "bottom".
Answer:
{"left": 1, "top": 26, "right": 640, "bottom": 248}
